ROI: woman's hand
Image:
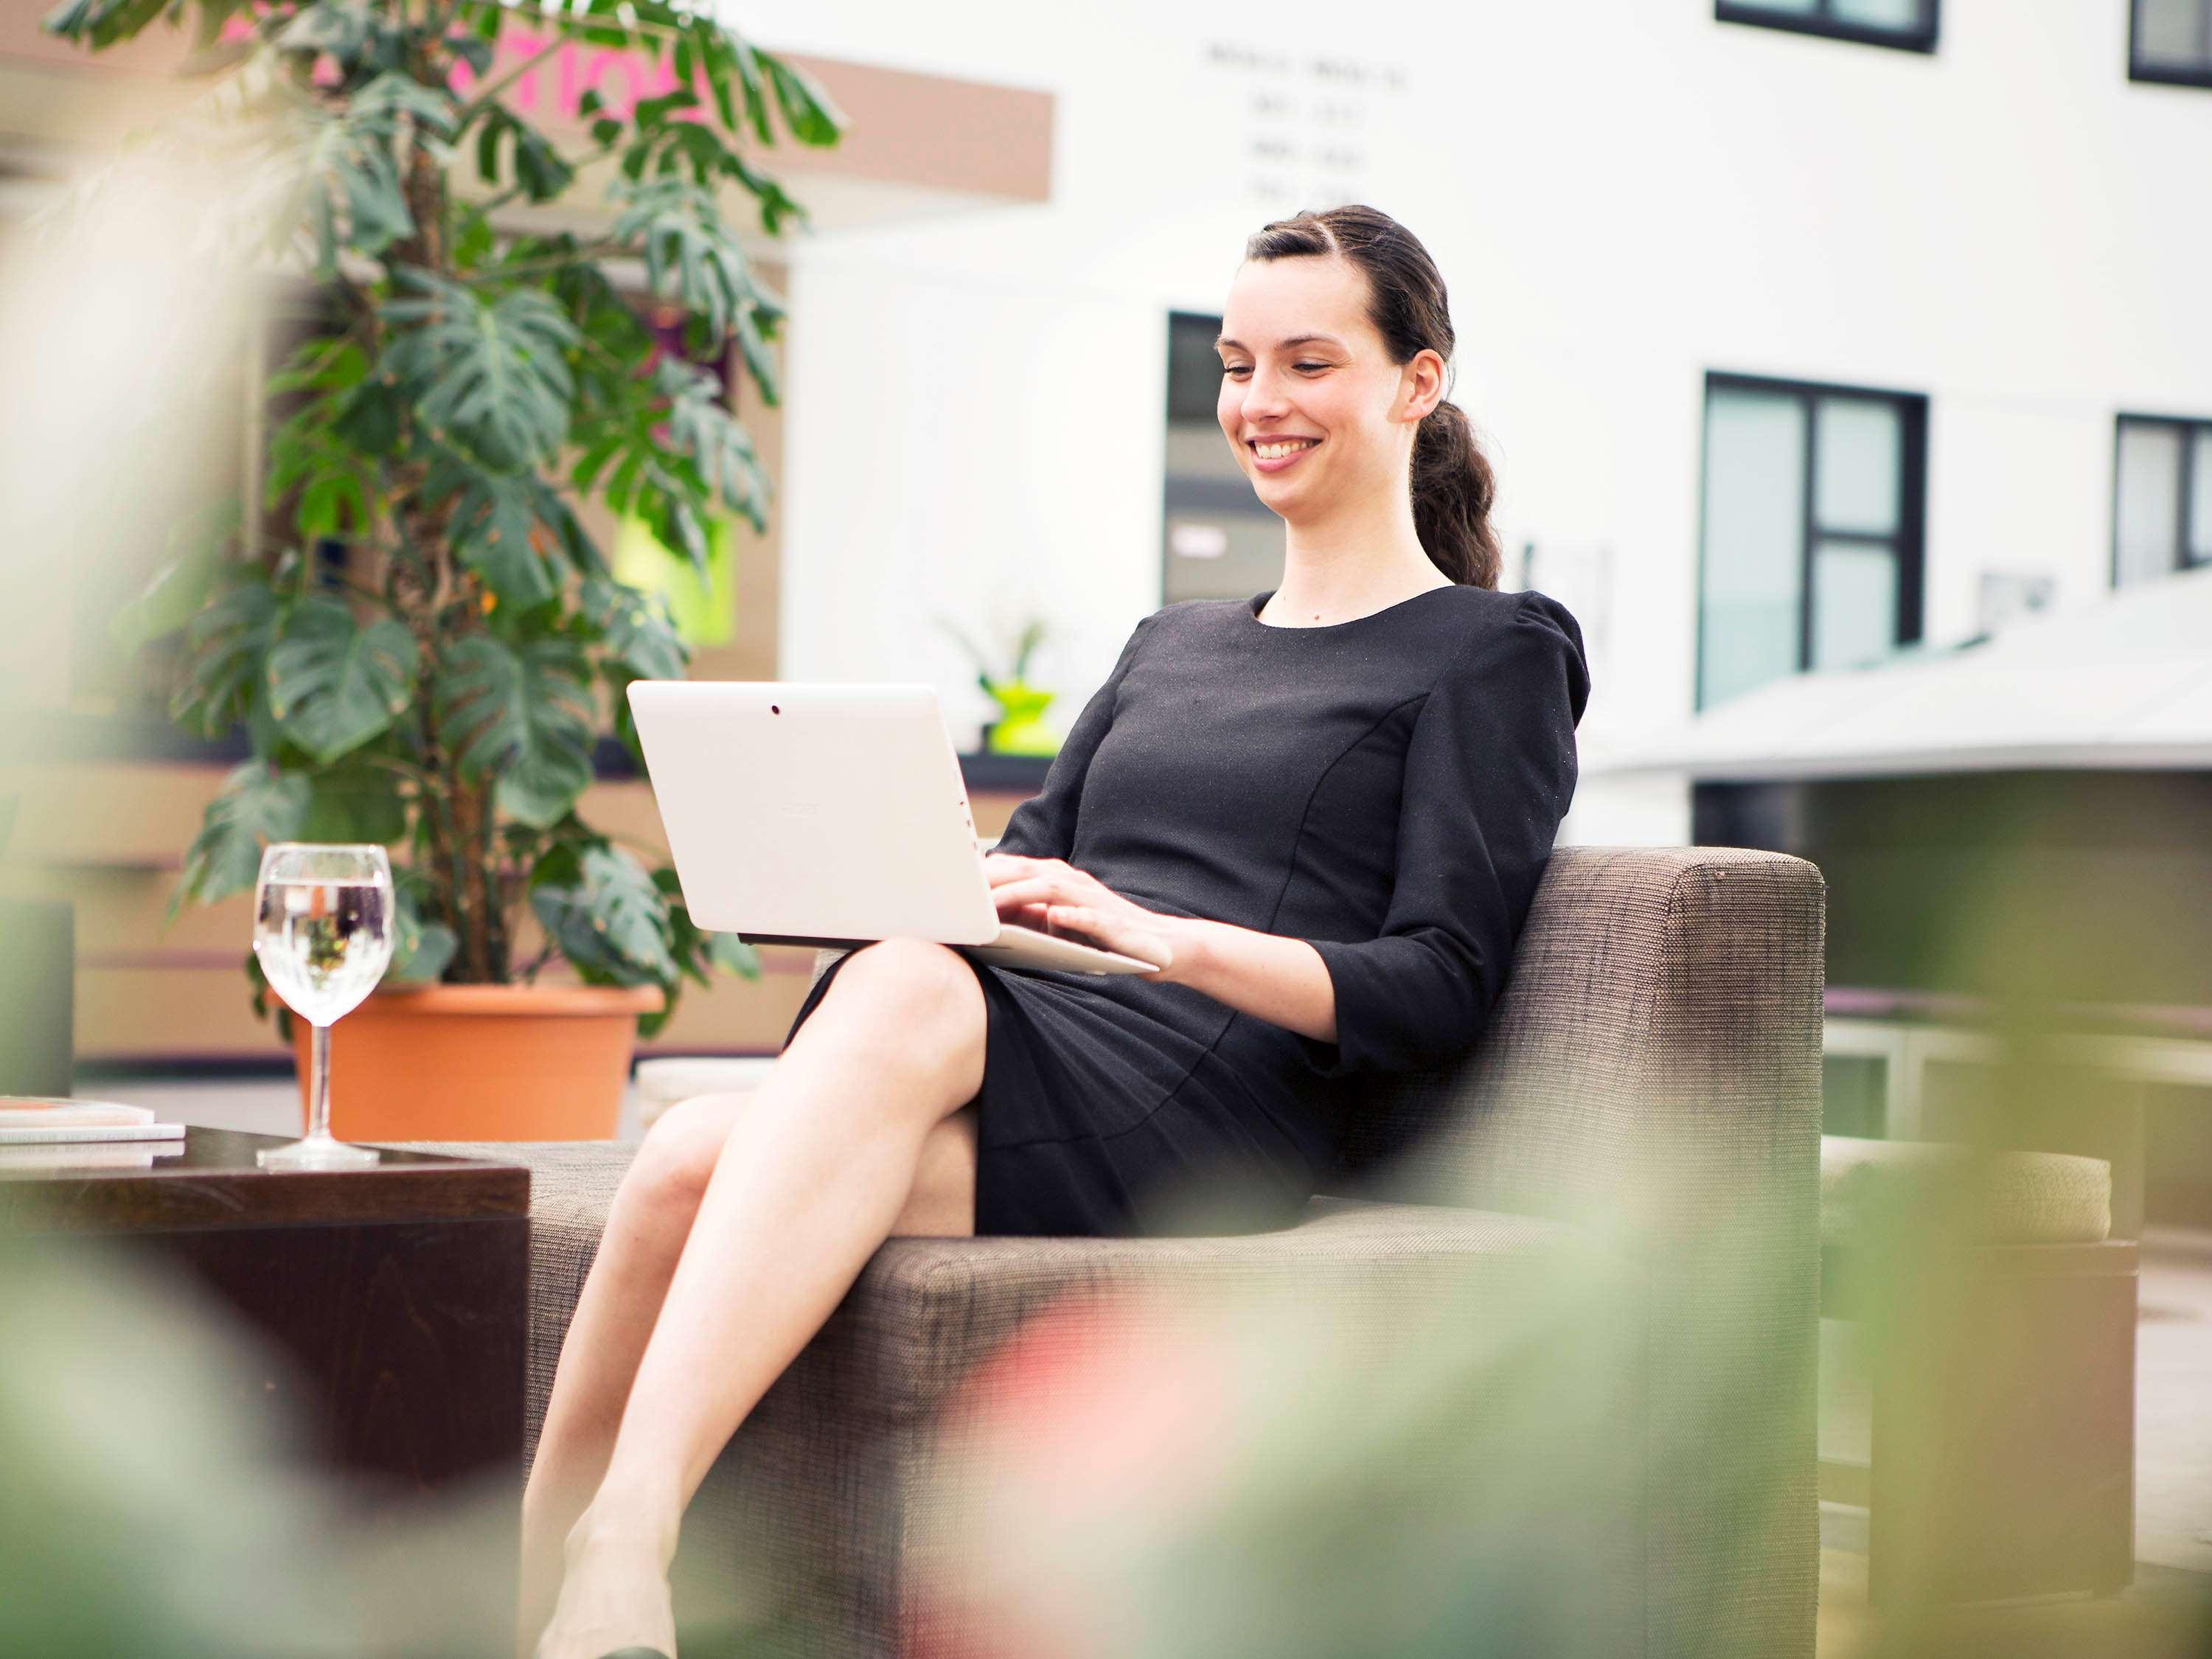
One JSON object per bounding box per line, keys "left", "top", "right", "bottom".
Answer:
{"left": 984, "top": 852, "right": 1180, "bottom": 975}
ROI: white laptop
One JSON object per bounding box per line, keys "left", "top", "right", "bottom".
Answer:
{"left": 626, "top": 681, "right": 1164, "bottom": 976}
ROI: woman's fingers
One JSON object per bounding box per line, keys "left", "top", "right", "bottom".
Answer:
{"left": 992, "top": 877, "right": 1083, "bottom": 911}
{"left": 1040, "top": 905, "right": 1110, "bottom": 950}
{"left": 984, "top": 853, "right": 1069, "bottom": 889}
{"left": 987, "top": 861, "right": 1158, "bottom": 955}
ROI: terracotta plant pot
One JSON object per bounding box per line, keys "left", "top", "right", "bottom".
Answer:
{"left": 290, "top": 982, "right": 664, "bottom": 1141}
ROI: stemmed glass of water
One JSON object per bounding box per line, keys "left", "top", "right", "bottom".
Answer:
{"left": 252, "top": 843, "right": 395, "bottom": 1170}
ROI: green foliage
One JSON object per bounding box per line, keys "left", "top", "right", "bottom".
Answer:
{"left": 108, "top": 507, "right": 234, "bottom": 654}
{"left": 575, "top": 355, "right": 771, "bottom": 571}
{"left": 437, "top": 467, "right": 561, "bottom": 606}
{"left": 582, "top": 576, "right": 686, "bottom": 681}
{"left": 267, "top": 595, "right": 418, "bottom": 763}
{"left": 608, "top": 175, "right": 765, "bottom": 349}
{"left": 473, "top": 105, "right": 572, "bottom": 202}
{"left": 382, "top": 272, "right": 578, "bottom": 471}
{"left": 387, "top": 877, "right": 459, "bottom": 983}
{"left": 178, "top": 760, "right": 310, "bottom": 916}
{"left": 434, "top": 633, "right": 597, "bottom": 830}
{"left": 58, "top": 0, "right": 845, "bottom": 1024}
{"left": 530, "top": 841, "right": 676, "bottom": 985}
{"left": 299, "top": 754, "right": 409, "bottom": 844}
{"left": 173, "top": 574, "right": 283, "bottom": 741}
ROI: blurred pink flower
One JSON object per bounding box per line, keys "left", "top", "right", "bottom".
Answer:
{"left": 909, "top": 1283, "right": 1248, "bottom": 1658}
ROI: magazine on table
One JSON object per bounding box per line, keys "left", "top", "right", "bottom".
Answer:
{"left": 0, "top": 1141, "right": 185, "bottom": 1170}
{"left": 0, "top": 1097, "right": 188, "bottom": 1147}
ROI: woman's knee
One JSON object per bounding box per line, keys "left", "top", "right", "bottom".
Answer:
{"left": 624, "top": 1093, "right": 739, "bottom": 1207}
{"left": 824, "top": 939, "right": 987, "bottom": 1082}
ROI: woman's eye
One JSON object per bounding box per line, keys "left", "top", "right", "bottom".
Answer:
{"left": 1295, "top": 361, "right": 1329, "bottom": 373}
{"left": 1222, "top": 364, "right": 1250, "bottom": 378}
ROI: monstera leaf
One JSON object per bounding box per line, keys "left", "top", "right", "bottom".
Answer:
{"left": 654, "top": 866, "right": 755, "bottom": 988}
{"left": 267, "top": 596, "right": 418, "bottom": 764}
{"left": 608, "top": 176, "right": 757, "bottom": 345}
{"left": 387, "top": 880, "right": 458, "bottom": 984}
{"left": 433, "top": 634, "right": 596, "bottom": 830}
{"left": 291, "top": 74, "right": 448, "bottom": 268}
{"left": 474, "top": 105, "right": 573, "bottom": 203}
{"left": 574, "top": 357, "right": 769, "bottom": 571}
{"left": 530, "top": 843, "right": 676, "bottom": 985}
{"left": 383, "top": 271, "right": 579, "bottom": 470}
{"left": 176, "top": 760, "right": 309, "bottom": 914}
{"left": 441, "top": 470, "right": 559, "bottom": 608}
{"left": 299, "top": 753, "right": 408, "bottom": 844}
{"left": 655, "top": 357, "right": 772, "bottom": 530}
{"left": 582, "top": 576, "right": 687, "bottom": 681}
{"left": 173, "top": 577, "right": 282, "bottom": 740}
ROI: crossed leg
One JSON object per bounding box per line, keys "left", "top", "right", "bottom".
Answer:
{"left": 519, "top": 939, "right": 988, "bottom": 1659}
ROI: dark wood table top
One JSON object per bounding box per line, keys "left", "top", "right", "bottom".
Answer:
{"left": 0, "top": 1126, "right": 530, "bottom": 1234}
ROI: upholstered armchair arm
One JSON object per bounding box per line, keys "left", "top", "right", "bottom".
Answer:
{"left": 1331, "top": 845, "right": 1824, "bottom": 1659}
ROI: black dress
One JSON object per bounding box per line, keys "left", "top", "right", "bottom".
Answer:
{"left": 780, "top": 582, "right": 1590, "bottom": 1238}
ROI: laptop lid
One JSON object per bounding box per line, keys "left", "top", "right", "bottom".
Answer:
{"left": 626, "top": 681, "right": 1002, "bottom": 945}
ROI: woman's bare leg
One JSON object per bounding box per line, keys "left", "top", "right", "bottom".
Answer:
{"left": 515, "top": 1097, "right": 740, "bottom": 1651}
{"left": 526, "top": 939, "right": 987, "bottom": 1659}
{"left": 515, "top": 1085, "right": 977, "bottom": 1652}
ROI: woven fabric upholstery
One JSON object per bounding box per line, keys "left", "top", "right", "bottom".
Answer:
{"left": 384, "top": 1138, "right": 1635, "bottom": 1655}
{"left": 398, "top": 843, "right": 1824, "bottom": 1659}
{"left": 1286, "top": 845, "right": 1823, "bottom": 1659}
{"left": 1820, "top": 1134, "right": 2112, "bottom": 1246}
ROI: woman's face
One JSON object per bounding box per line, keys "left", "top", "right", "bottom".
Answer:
{"left": 1214, "top": 253, "right": 1439, "bottom": 523}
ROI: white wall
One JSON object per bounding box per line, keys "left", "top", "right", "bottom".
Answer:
{"left": 741, "top": 0, "right": 2212, "bottom": 844}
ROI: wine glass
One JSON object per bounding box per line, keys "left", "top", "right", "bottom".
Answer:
{"left": 252, "top": 843, "right": 396, "bottom": 1170}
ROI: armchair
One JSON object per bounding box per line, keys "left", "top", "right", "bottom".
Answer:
{"left": 410, "top": 844, "right": 1825, "bottom": 1658}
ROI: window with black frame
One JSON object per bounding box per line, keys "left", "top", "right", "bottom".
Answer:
{"left": 1161, "top": 310, "right": 1282, "bottom": 605}
{"left": 1697, "top": 372, "right": 1927, "bottom": 711}
{"left": 2114, "top": 414, "right": 2212, "bottom": 587}
{"left": 2131, "top": 0, "right": 2212, "bottom": 86}
{"left": 1715, "top": 0, "right": 1939, "bottom": 53}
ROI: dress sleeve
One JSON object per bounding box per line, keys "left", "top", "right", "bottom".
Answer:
{"left": 1295, "top": 590, "right": 1590, "bottom": 1078}
{"left": 990, "top": 611, "right": 1156, "bottom": 862}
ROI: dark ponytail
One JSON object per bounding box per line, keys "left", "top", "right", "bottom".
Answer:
{"left": 1242, "top": 205, "right": 1503, "bottom": 590}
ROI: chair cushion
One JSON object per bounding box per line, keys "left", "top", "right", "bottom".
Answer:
{"left": 383, "top": 1138, "right": 1642, "bottom": 1653}
{"left": 1819, "top": 1135, "right": 2111, "bottom": 1247}
{"left": 380, "top": 1138, "right": 1629, "bottom": 1439}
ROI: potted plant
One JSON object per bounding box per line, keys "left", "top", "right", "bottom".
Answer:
{"left": 934, "top": 613, "right": 1062, "bottom": 756}
{"left": 55, "top": 0, "right": 845, "bottom": 1138}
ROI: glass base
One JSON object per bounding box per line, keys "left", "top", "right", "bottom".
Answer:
{"left": 256, "top": 1133, "right": 382, "bottom": 1171}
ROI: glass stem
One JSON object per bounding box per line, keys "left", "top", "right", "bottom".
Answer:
{"left": 308, "top": 1022, "right": 333, "bottom": 1141}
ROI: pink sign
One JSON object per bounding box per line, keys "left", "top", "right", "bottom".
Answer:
{"left": 217, "top": 17, "right": 699, "bottom": 123}
{"left": 451, "top": 29, "right": 698, "bottom": 125}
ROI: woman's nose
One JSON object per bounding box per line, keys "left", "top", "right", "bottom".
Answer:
{"left": 1239, "top": 366, "right": 1293, "bottom": 417}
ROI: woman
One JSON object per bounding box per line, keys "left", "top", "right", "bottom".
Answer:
{"left": 523, "top": 202, "right": 1590, "bottom": 1659}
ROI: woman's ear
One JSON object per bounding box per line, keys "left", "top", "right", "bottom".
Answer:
{"left": 1400, "top": 347, "right": 1447, "bottom": 423}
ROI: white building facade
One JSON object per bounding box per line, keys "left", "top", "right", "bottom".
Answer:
{"left": 748, "top": 0, "right": 2212, "bottom": 845}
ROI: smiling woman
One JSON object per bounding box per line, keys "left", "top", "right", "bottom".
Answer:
{"left": 1215, "top": 204, "right": 1503, "bottom": 607}
{"left": 516, "top": 202, "right": 1587, "bottom": 1659}
{"left": 776, "top": 205, "right": 1582, "bottom": 1244}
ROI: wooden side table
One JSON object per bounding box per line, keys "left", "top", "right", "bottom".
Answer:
{"left": 0, "top": 1127, "right": 531, "bottom": 1592}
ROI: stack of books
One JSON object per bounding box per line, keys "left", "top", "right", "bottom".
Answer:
{"left": 0, "top": 1098, "right": 187, "bottom": 1169}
